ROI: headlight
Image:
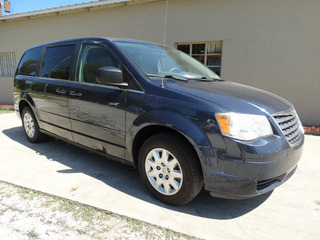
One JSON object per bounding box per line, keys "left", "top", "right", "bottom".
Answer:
{"left": 215, "top": 113, "right": 273, "bottom": 141}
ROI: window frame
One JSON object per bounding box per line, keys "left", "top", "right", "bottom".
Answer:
{"left": 175, "top": 41, "right": 223, "bottom": 76}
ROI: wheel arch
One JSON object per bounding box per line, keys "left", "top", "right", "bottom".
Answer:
{"left": 19, "top": 100, "right": 30, "bottom": 117}
{"left": 128, "top": 110, "right": 213, "bottom": 171}
{"left": 18, "top": 92, "right": 35, "bottom": 116}
{"left": 132, "top": 125, "right": 196, "bottom": 166}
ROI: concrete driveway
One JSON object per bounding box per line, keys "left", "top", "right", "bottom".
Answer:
{"left": 1, "top": 113, "right": 319, "bottom": 240}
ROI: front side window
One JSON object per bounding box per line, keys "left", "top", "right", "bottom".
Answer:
{"left": 17, "top": 47, "right": 41, "bottom": 76}
{"left": 41, "top": 45, "right": 75, "bottom": 80}
{"left": 176, "top": 41, "right": 223, "bottom": 76}
{"left": 77, "top": 44, "right": 119, "bottom": 84}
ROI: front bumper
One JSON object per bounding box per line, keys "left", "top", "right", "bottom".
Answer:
{"left": 202, "top": 134, "right": 304, "bottom": 199}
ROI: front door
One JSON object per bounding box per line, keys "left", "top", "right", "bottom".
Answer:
{"left": 68, "top": 43, "right": 126, "bottom": 159}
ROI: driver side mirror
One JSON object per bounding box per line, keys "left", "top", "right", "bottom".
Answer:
{"left": 96, "top": 67, "right": 128, "bottom": 88}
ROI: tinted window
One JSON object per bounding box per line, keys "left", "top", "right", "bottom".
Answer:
{"left": 17, "top": 47, "right": 42, "bottom": 76}
{"left": 41, "top": 45, "right": 75, "bottom": 80}
{"left": 77, "top": 44, "right": 119, "bottom": 84}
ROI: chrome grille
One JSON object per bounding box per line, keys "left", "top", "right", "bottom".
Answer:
{"left": 273, "top": 109, "right": 303, "bottom": 147}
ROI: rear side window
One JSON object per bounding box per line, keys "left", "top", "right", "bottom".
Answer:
{"left": 17, "top": 47, "right": 42, "bottom": 76}
{"left": 41, "top": 45, "right": 75, "bottom": 80}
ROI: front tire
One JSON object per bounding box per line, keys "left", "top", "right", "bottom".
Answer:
{"left": 21, "top": 106, "right": 45, "bottom": 143}
{"left": 138, "top": 132, "right": 203, "bottom": 206}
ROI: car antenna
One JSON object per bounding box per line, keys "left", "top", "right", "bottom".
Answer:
{"left": 161, "top": 0, "right": 169, "bottom": 88}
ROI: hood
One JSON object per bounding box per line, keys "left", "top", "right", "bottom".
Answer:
{"left": 164, "top": 80, "right": 292, "bottom": 116}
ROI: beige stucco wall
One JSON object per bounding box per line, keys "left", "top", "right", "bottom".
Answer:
{"left": 0, "top": 0, "right": 319, "bottom": 125}
{"left": 0, "top": 77, "right": 13, "bottom": 104}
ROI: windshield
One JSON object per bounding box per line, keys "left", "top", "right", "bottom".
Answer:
{"left": 114, "top": 41, "right": 220, "bottom": 80}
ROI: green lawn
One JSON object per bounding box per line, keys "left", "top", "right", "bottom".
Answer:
{"left": 0, "top": 108, "right": 14, "bottom": 114}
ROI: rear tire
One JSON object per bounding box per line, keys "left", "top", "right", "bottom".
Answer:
{"left": 21, "top": 106, "right": 45, "bottom": 143}
{"left": 138, "top": 132, "right": 203, "bottom": 206}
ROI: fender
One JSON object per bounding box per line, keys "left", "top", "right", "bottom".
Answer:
{"left": 19, "top": 92, "right": 35, "bottom": 110}
{"left": 125, "top": 109, "right": 217, "bottom": 171}
{"left": 18, "top": 91, "right": 43, "bottom": 128}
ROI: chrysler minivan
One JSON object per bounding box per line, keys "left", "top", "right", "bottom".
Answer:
{"left": 14, "top": 38, "right": 304, "bottom": 205}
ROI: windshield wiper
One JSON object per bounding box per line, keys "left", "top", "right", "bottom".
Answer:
{"left": 193, "top": 76, "right": 223, "bottom": 82}
{"left": 146, "top": 74, "right": 189, "bottom": 82}
{"left": 146, "top": 74, "right": 223, "bottom": 82}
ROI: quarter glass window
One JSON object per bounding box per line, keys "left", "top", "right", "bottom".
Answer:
{"left": 17, "top": 47, "right": 41, "bottom": 76}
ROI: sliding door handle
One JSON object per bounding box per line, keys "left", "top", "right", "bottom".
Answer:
{"left": 69, "top": 90, "right": 82, "bottom": 97}
{"left": 109, "top": 102, "right": 119, "bottom": 107}
{"left": 56, "top": 88, "right": 67, "bottom": 94}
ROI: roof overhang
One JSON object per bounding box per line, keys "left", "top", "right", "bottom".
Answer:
{"left": 0, "top": 0, "right": 163, "bottom": 22}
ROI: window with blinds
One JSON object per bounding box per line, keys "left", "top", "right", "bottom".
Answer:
{"left": 176, "top": 41, "right": 222, "bottom": 76}
{"left": 0, "top": 52, "right": 16, "bottom": 77}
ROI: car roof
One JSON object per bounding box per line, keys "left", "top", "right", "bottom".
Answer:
{"left": 24, "top": 37, "right": 107, "bottom": 51}
{"left": 24, "top": 37, "right": 160, "bottom": 52}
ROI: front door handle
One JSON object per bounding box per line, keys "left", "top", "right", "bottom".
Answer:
{"left": 56, "top": 88, "right": 67, "bottom": 94}
{"left": 69, "top": 90, "right": 82, "bottom": 97}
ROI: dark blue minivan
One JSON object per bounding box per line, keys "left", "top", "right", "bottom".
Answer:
{"left": 14, "top": 38, "right": 304, "bottom": 205}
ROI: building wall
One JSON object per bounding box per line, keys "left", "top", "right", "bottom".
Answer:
{"left": 0, "top": 0, "right": 319, "bottom": 125}
{"left": 0, "top": 77, "right": 13, "bottom": 104}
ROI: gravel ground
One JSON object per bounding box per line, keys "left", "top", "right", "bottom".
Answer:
{"left": 0, "top": 181, "right": 197, "bottom": 240}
